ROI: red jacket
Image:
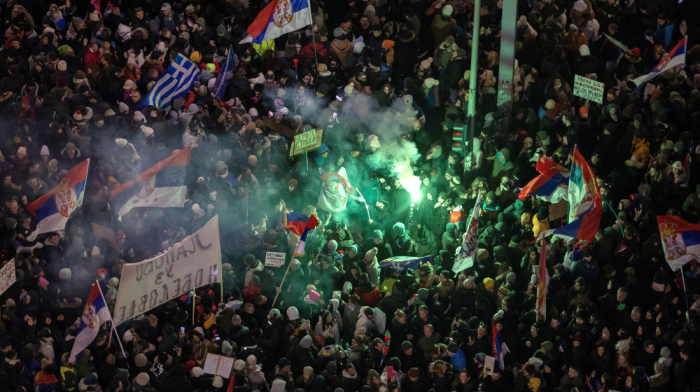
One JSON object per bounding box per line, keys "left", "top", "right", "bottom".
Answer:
{"left": 300, "top": 42, "right": 328, "bottom": 65}
{"left": 83, "top": 48, "right": 101, "bottom": 71}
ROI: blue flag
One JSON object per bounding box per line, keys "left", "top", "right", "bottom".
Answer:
{"left": 213, "top": 47, "right": 235, "bottom": 98}
{"left": 379, "top": 256, "right": 434, "bottom": 273}
{"left": 146, "top": 54, "right": 200, "bottom": 109}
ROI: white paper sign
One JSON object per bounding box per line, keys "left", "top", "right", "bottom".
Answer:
{"left": 573, "top": 75, "right": 605, "bottom": 104}
{"left": 0, "top": 260, "right": 16, "bottom": 296}
{"left": 203, "top": 353, "right": 234, "bottom": 378}
{"left": 265, "top": 252, "right": 286, "bottom": 267}
{"left": 113, "top": 216, "right": 222, "bottom": 325}
{"left": 484, "top": 355, "right": 496, "bottom": 376}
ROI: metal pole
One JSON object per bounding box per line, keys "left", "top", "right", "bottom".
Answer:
{"left": 467, "top": 0, "right": 481, "bottom": 160}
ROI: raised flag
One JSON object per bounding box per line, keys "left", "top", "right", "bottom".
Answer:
{"left": 379, "top": 256, "right": 434, "bottom": 273}
{"left": 492, "top": 323, "right": 510, "bottom": 370}
{"left": 110, "top": 147, "right": 191, "bottom": 219}
{"left": 212, "top": 47, "right": 235, "bottom": 98}
{"left": 318, "top": 167, "right": 363, "bottom": 213}
{"left": 145, "top": 54, "right": 201, "bottom": 109}
{"left": 241, "top": 0, "right": 312, "bottom": 44}
{"left": 453, "top": 192, "right": 481, "bottom": 273}
{"left": 519, "top": 157, "right": 569, "bottom": 202}
{"left": 70, "top": 283, "right": 111, "bottom": 361}
{"left": 567, "top": 147, "right": 602, "bottom": 242}
{"left": 285, "top": 212, "right": 320, "bottom": 256}
{"left": 657, "top": 215, "right": 700, "bottom": 271}
{"left": 633, "top": 36, "right": 686, "bottom": 86}
{"left": 536, "top": 237, "right": 548, "bottom": 321}
{"left": 27, "top": 160, "right": 90, "bottom": 241}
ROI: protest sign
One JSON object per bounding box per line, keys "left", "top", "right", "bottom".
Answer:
{"left": 0, "top": 260, "right": 16, "bottom": 296}
{"left": 290, "top": 129, "right": 324, "bottom": 156}
{"left": 549, "top": 200, "right": 568, "bottom": 222}
{"left": 113, "top": 216, "right": 221, "bottom": 325}
{"left": 484, "top": 355, "right": 496, "bottom": 376}
{"left": 295, "top": 130, "right": 317, "bottom": 149}
{"left": 264, "top": 252, "right": 286, "bottom": 267}
{"left": 203, "top": 353, "right": 234, "bottom": 378}
{"left": 573, "top": 75, "right": 605, "bottom": 104}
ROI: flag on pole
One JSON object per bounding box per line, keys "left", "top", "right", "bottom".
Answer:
{"left": 536, "top": 236, "right": 548, "bottom": 321}
{"left": 519, "top": 157, "right": 569, "bottom": 202}
{"left": 285, "top": 212, "right": 320, "bottom": 256}
{"left": 69, "top": 283, "right": 111, "bottom": 361}
{"left": 110, "top": 147, "right": 191, "bottom": 219}
{"left": 657, "top": 215, "right": 700, "bottom": 271}
{"left": 379, "top": 256, "right": 434, "bottom": 273}
{"left": 453, "top": 192, "right": 481, "bottom": 273}
{"left": 145, "top": 54, "right": 201, "bottom": 109}
{"left": 241, "top": 0, "right": 313, "bottom": 44}
{"left": 566, "top": 147, "right": 602, "bottom": 242}
{"left": 633, "top": 36, "right": 686, "bottom": 86}
{"left": 212, "top": 47, "right": 235, "bottom": 98}
{"left": 492, "top": 322, "right": 510, "bottom": 370}
{"left": 27, "top": 159, "right": 90, "bottom": 241}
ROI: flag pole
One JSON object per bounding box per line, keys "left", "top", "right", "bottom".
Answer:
{"left": 191, "top": 291, "right": 196, "bottom": 325}
{"left": 680, "top": 265, "right": 690, "bottom": 314}
{"left": 271, "top": 254, "right": 295, "bottom": 308}
{"left": 95, "top": 280, "right": 128, "bottom": 360}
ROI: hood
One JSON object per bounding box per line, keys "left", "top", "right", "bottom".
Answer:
{"left": 332, "top": 39, "right": 352, "bottom": 50}
{"left": 343, "top": 281, "right": 353, "bottom": 294}
{"left": 196, "top": 18, "right": 206, "bottom": 31}
{"left": 417, "top": 288, "right": 429, "bottom": 301}
{"left": 330, "top": 299, "right": 339, "bottom": 312}
{"left": 392, "top": 222, "right": 406, "bottom": 237}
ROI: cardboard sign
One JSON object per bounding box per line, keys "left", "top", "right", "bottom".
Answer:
{"left": 113, "top": 216, "right": 222, "bottom": 325}
{"left": 294, "top": 130, "right": 317, "bottom": 149}
{"left": 573, "top": 75, "right": 605, "bottom": 104}
{"left": 290, "top": 128, "right": 324, "bottom": 156}
{"left": 549, "top": 200, "right": 568, "bottom": 222}
{"left": 0, "top": 260, "right": 16, "bottom": 296}
{"left": 203, "top": 353, "right": 234, "bottom": 378}
{"left": 484, "top": 355, "right": 496, "bottom": 376}
{"left": 261, "top": 117, "right": 296, "bottom": 139}
{"left": 264, "top": 252, "right": 286, "bottom": 267}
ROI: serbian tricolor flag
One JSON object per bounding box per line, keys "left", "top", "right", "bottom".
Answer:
{"left": 566, "top": 147, "right": 602, "bottom": 242}
{"left": 285, "top": 212, "right": 320, "bottom": 256}
{"left": 70, "top": 282, "right": 111, "bottom": 361}
{"left": 492, "top": 323, "right": 510, "bottom": 370}
{"left": 536, "top": 236, "right": 549, "bottom": 321}
{"left": 657, "top": 215, "right": 700, "bottom": 271}
{"left": 633, "top": 36, "right": 686, "bottom": 86}
{"left": 519, "top": 157, "right": 569, "bottom": 202}
{"left": 111, "top": 147, "right": 191, "bottom": 219}
{"left": 27, "top": 159, "right": 90, "bottom": 241}
{"left": 241, "top": 0, "right": 313, "bottom": 44}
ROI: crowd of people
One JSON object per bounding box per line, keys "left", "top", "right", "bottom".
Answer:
{"left": 1, "top": 0, "right": 700, "bottom": 392}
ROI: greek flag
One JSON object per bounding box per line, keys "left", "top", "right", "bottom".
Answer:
{"left": 146, "top": 54, "right": 200, "bottom": 109}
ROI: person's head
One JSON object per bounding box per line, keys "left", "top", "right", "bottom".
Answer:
{"left": 645, "top": 341, "right": 655, "bottom": 354}
{"left": 424, "top": 323, "right": 434, "bottom": 337}
{"left": 617, "top": 287, "right": 627, "bottom": 302}
{"left": 568, "top": 366, "right": 579, "bottom": 379}
{"left": 419, "top": 306, "right": 429, "bottom": 320}
{"left": 657, "top": 13, "right": 666, "bottom": 26}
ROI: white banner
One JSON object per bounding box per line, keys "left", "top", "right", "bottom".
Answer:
{"left": 113, "top": 216, "right": 221, "bottom": 325}
{"left": 0, "top": 260, "right": 16, "bottom": 296}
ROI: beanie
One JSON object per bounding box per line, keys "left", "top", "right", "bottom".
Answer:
{"left": 483, "top": 278, "right": 494, "bottom": 289}
{"left": 530, "top": 378, "right": 541, "bottom": 390}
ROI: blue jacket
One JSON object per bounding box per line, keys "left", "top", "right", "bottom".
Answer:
{"left": 449, "top": 349, "right": 468, "bottom": 371}
{"left": 655, "top": 23, "right": 674, "bottom": 51}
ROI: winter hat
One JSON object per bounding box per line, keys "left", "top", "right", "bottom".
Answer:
{"left": 234, "top": 359, "right": 246, "bottom": 371}
{"left": 59, "top": 268, "right": 71, "bottom": 280}
{"left": 545, "top": 99, "right": 556, "bottom": 110}
{"left": 498, "top": 285, "right": 509, "bottom": 296}
{"left": 40, "top": 145, "right": 50, "bottom": 156}
{"left": 115, "top": 138, "right": 128, "bottom": 148}
{"left": 401, "top": 341, "right": 413, "bottom": 352}
{"left": 206, "top": 63, "right": 216, "bottom": 73}
{"left": 387, "top": 366, "right": 396, "bottom": 379}
{"left": 447, "top": 343, "right": 459, "bottom": 354}
{"left": 344, "top": 84, "right": 354, "bottom": 95}
{"left": 73, "top": 110, "right": 84, "bottom": 122}
{"left": 421, "top": 57, "right": 433, "bottom": 69}
{"left": 309, "top": 290, "right": 320, "bottom": 302}
{"left": 474, "top": 353, "right": 486, "bottom": 365}
{"left": 134, "top": 372, "right": 149, "bottom": 388}
{"left": 300, "top": 335, "right": 313, "bottom": 349}
{"left": 530, "top": 378, "right": 541, "bottom": 389}
{"left": 58, "top": 60, "right": 67, "bottom": 71}
{"left": 82, "top": 374, "right": 98, "bottom": 387}
{"left": 271, "top": 379, "right": 286, "bottom": 392}
{"left": 192, "top": 367, "right": 204, "bottom": 377}
{"left": 483, "top": 278, "right": 495, "bottom": 289}
{"left": 287, "top": 306, "right": 299, "bottom": 321}
{"left": 579, "top": 45, "right": 590, "bottom": 56}
{"left": 38, "top": 277, "right": 49, "bottom": 289}
{"left": 213, "top": 376, "right": 224, "bottom": 388}
{"left": 354, "top": 42, "right": 365, "bottom": 53}
{"left": 140, "top": 125, "right": 154, "bottom": 137}
{"left": 333, "top": 27, "right": 343, "bottom": 38}
{"left": 425, "top": 78, "right": 439, "bottom": 88}
{"left": 123, "top": 330, "right": 134, "bottom": 342}
{"left": 442, "top": 4, "right": 454, "bottom": 16}
{"left": 573, "top": 0, "right": 587, "bottom": 11}
{"left": 365, "top": 247, "right": 378, "bottom": 260}
{"left": 327, "top": 240, "right": 338, "bottom": 252}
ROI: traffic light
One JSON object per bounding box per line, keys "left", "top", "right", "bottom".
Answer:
{"left": 452, "top": 123, "right": 467, "bottom": 156}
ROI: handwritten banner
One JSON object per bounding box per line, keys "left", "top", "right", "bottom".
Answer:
{"left": 264, "top": 252, "right": 286, "bottom": 267}
{"left": 113, "top": 216, "right": 221, "bottom": 325}
{"left": 573, "top": 75, "right": 604, "bottom": 104}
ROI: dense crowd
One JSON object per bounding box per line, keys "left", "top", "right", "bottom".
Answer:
{"left": 1, "top": 1, "right": 700, "bottom": 392}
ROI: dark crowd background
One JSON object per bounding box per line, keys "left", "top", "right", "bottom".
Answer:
{"left": 1, "top": 1, "right": 700, "bottom": 392}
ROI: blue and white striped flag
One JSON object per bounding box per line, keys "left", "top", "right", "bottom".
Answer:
{"left": 146, "top": 54, "right": 200, "bottom": 109}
